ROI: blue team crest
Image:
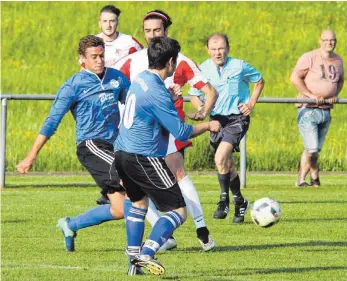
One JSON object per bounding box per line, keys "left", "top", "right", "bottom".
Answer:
{"left": 110, "top": 79, "right": 120, "bottom": 88}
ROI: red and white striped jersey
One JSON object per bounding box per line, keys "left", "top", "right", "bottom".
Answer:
{"left": 114, "top": 48, "right": 207, "bottom": 90}
{"left": 96, "top": 32, "right": 143, "bottom": 68}
{"left": 115, "top": 48, "right": 208, "bottom": 153}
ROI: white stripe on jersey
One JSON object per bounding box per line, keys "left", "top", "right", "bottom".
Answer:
{"left": 86, "top": 140, "right": 114, "bottom": 165}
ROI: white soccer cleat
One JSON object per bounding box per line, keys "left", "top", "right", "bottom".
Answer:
{"left": 158, "top": 237, "right": 177, "bottom": 251}
{"left": 198, "top": 234, "right": 216, "bottom": 252}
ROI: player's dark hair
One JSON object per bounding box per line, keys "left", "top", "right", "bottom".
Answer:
{"left": 148, "top": 37, "right": 180, "bottom": 70}
{"left": 78, "top": 35, "right": 105, "bottom": 56}
{"left": 143, "top": 10, "right": 172, "bottom": 31}
{"left": 206, "top": 33, "right": 230, "bottom": 49}
{"left": 100, "top": 5, "right": 121, "bottom": 17}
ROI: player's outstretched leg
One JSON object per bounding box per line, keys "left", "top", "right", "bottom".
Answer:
{"left": 56, "top": 204, "right": 116, "bottom": 251}
{"left": 179, "top": 175, "right": 216, "bottom": 251}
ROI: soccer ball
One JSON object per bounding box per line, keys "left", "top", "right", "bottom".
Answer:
{"left": 251, "top": 198, "right": 281, "bottom": 228}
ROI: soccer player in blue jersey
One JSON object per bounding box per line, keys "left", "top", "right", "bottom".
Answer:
{"left": 16, "top": 35, "right": 130, "bottom": 252}
{"left": 113, "top": 37, "right": 220, "bottom": 275}
{"left": 115, "top": 9, "right": 218, "bottom": 252}
{"left": 189, "top": 33, "right": 265, "bottom": 223}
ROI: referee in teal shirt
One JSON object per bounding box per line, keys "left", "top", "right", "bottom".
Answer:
{"left": 189, "top": 33, "right": 265, "bottom": 223}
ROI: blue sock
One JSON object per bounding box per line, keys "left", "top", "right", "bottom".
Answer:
{"left": 141, "top": 211, "right": 184, "bottom": 257}
{"left": 123, "top": 198, "right": 132, "bottom": 220}
{"left": 126, "top": 206, "right": 147, "bottom": 259}
{"left": 67, "top": 204, "right": 114, "bottom": 232}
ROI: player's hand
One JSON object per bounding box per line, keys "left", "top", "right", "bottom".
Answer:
{"left": 326, "top": 97, "right": 337, "bottom": 104}
{"left": 208, "top": 120, "right": 221, "bottom": 132}
{"left": 168, "top": 84, "right": 182, "bottom": 101}
{"left": 16, "top": 157, "right": 34, "bottom": 174}
{"left": 188, "top": 111, "right": 207, "bottom": 121}
{"left": 238, "top": 103, "right": 253, "bottom": 116}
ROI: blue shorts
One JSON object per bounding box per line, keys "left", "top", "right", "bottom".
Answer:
{"left": 297, "top": 108, "right": 331, "bottom": 153}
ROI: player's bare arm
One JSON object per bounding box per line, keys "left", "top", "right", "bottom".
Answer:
{"left": 16, "top": 134, "right": 48, "bottom": 174}
{"left": 239, "top": 77, "right": 265, "bottom": 116}
{"left": 290, "top": 69, "right": 324, "bottom": 105}
{"left": 190, "top": 120, "right": 221, "bottom": 138}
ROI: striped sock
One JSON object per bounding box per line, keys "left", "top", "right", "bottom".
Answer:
{"left": 126, "top": 206, "right": 147, "bottom": 258}
{"left": 141, "top": 211, "right": 184, "bottom": 257}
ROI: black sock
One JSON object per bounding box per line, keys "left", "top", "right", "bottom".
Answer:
{"left": 230, "top": 174, "right": 243, "bottom": 203}
{"left": 196, "top": 226, "right": 209, "bottom": 243}
{"left": 218, "top": 173, "right": 230, "bottom": 203}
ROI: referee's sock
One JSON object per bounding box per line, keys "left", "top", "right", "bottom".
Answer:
{"left": 230, "top": 174, "right": 243, "bottom": 200}
{"left": 218, "top": 172, "right": 231, "bottom": 203}
{"left": 141, "top": 211, "right": 184, "bottom": 258}
{"left": 67, "top": 204, "right": 114, "bottom": 232}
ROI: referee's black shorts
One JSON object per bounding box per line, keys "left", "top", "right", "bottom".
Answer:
{"left": 210, "top": 114, "right": 250, "bottom": 152}
{"left": 114, "top": 151, "right": 186, "bottom": 212}
{"left": 77, "top": 139, "right": 124, "bottom": 196}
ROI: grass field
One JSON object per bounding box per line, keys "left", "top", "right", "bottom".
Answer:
{"left": 2, "top": 1, "right": 347, "bottom": 172}
{"left": 2, "top": 173, "right": 347, "bottom": 281}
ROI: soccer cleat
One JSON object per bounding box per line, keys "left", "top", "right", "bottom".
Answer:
{"left": 233, "top": 199, "right": 250, "bottom": 224}
{"left": 213, "top": 201, "right": 229, "bottom": 219}
{"left": 198, "top": 234, "right": 216, "bottom": 251}
{"left": 56, "top": 218, "right": 77, "bottom": 252}
{"left": 196, "top": 226, "right": 215, "bottom": 251}
{"left": 131, "top": 254, "right": 165, "bottom": 275}
{"left": 158, "top": 236, "right": 177, "bottom": 251}
{"left": 127, "top": 265, "right": 145, "bottom": 276}
{"left": 96, "top": 195, "right": 110, "bottom": 205}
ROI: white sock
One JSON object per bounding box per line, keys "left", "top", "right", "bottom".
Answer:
{"left": 146, "top": 199, "right": 161, "bottom": 227}
{"left": 179, "top": 175, "right": 206, "bottom": 229}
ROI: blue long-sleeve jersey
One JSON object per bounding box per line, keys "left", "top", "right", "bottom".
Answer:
{"left": 114, "top": 70, "right": 193, "bottom": 157}
{"left": 40, "top": 68, "right": 130, "bottom": 145}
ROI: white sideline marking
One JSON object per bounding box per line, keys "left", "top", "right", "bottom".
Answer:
{"left": 1, "top": 261, "right": 123, "bottom": 272}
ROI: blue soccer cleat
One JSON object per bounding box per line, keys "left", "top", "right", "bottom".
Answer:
{"left": 56, "top": 217, "right": 77, "bottom": 252}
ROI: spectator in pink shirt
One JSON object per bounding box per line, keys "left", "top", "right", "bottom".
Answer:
{"left": 290, "top": 29, "right": 344, "bottom": 187}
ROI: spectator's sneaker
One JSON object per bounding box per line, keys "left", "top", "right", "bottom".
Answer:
{"left": 213, "top": 201, "right": 229, "bottom": 219}
{"left": 196, "top": 226, "right": 216, "bottom": 251}
{"left": 158, "top": 236, "right": 177, "bottom": 251}
{"left": 127, "top": 265, "right": 145, "bottom": 276}
{"left": 96, "top": 195, "right": 110, "bottom": 205}
{"left": 56, "top": 218, "right": 77, "bottom": 252}
{"left": 131, "top": 254, "right": 165, "bottom": 275}
{"left": 233, "top": 199, "right": 250, "bottom": 224}
{"left": 297, "top": 182, "right": 311, "bottom": 187}
{"left": 310, "top": 177, "right": 320, "bottom": 187}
